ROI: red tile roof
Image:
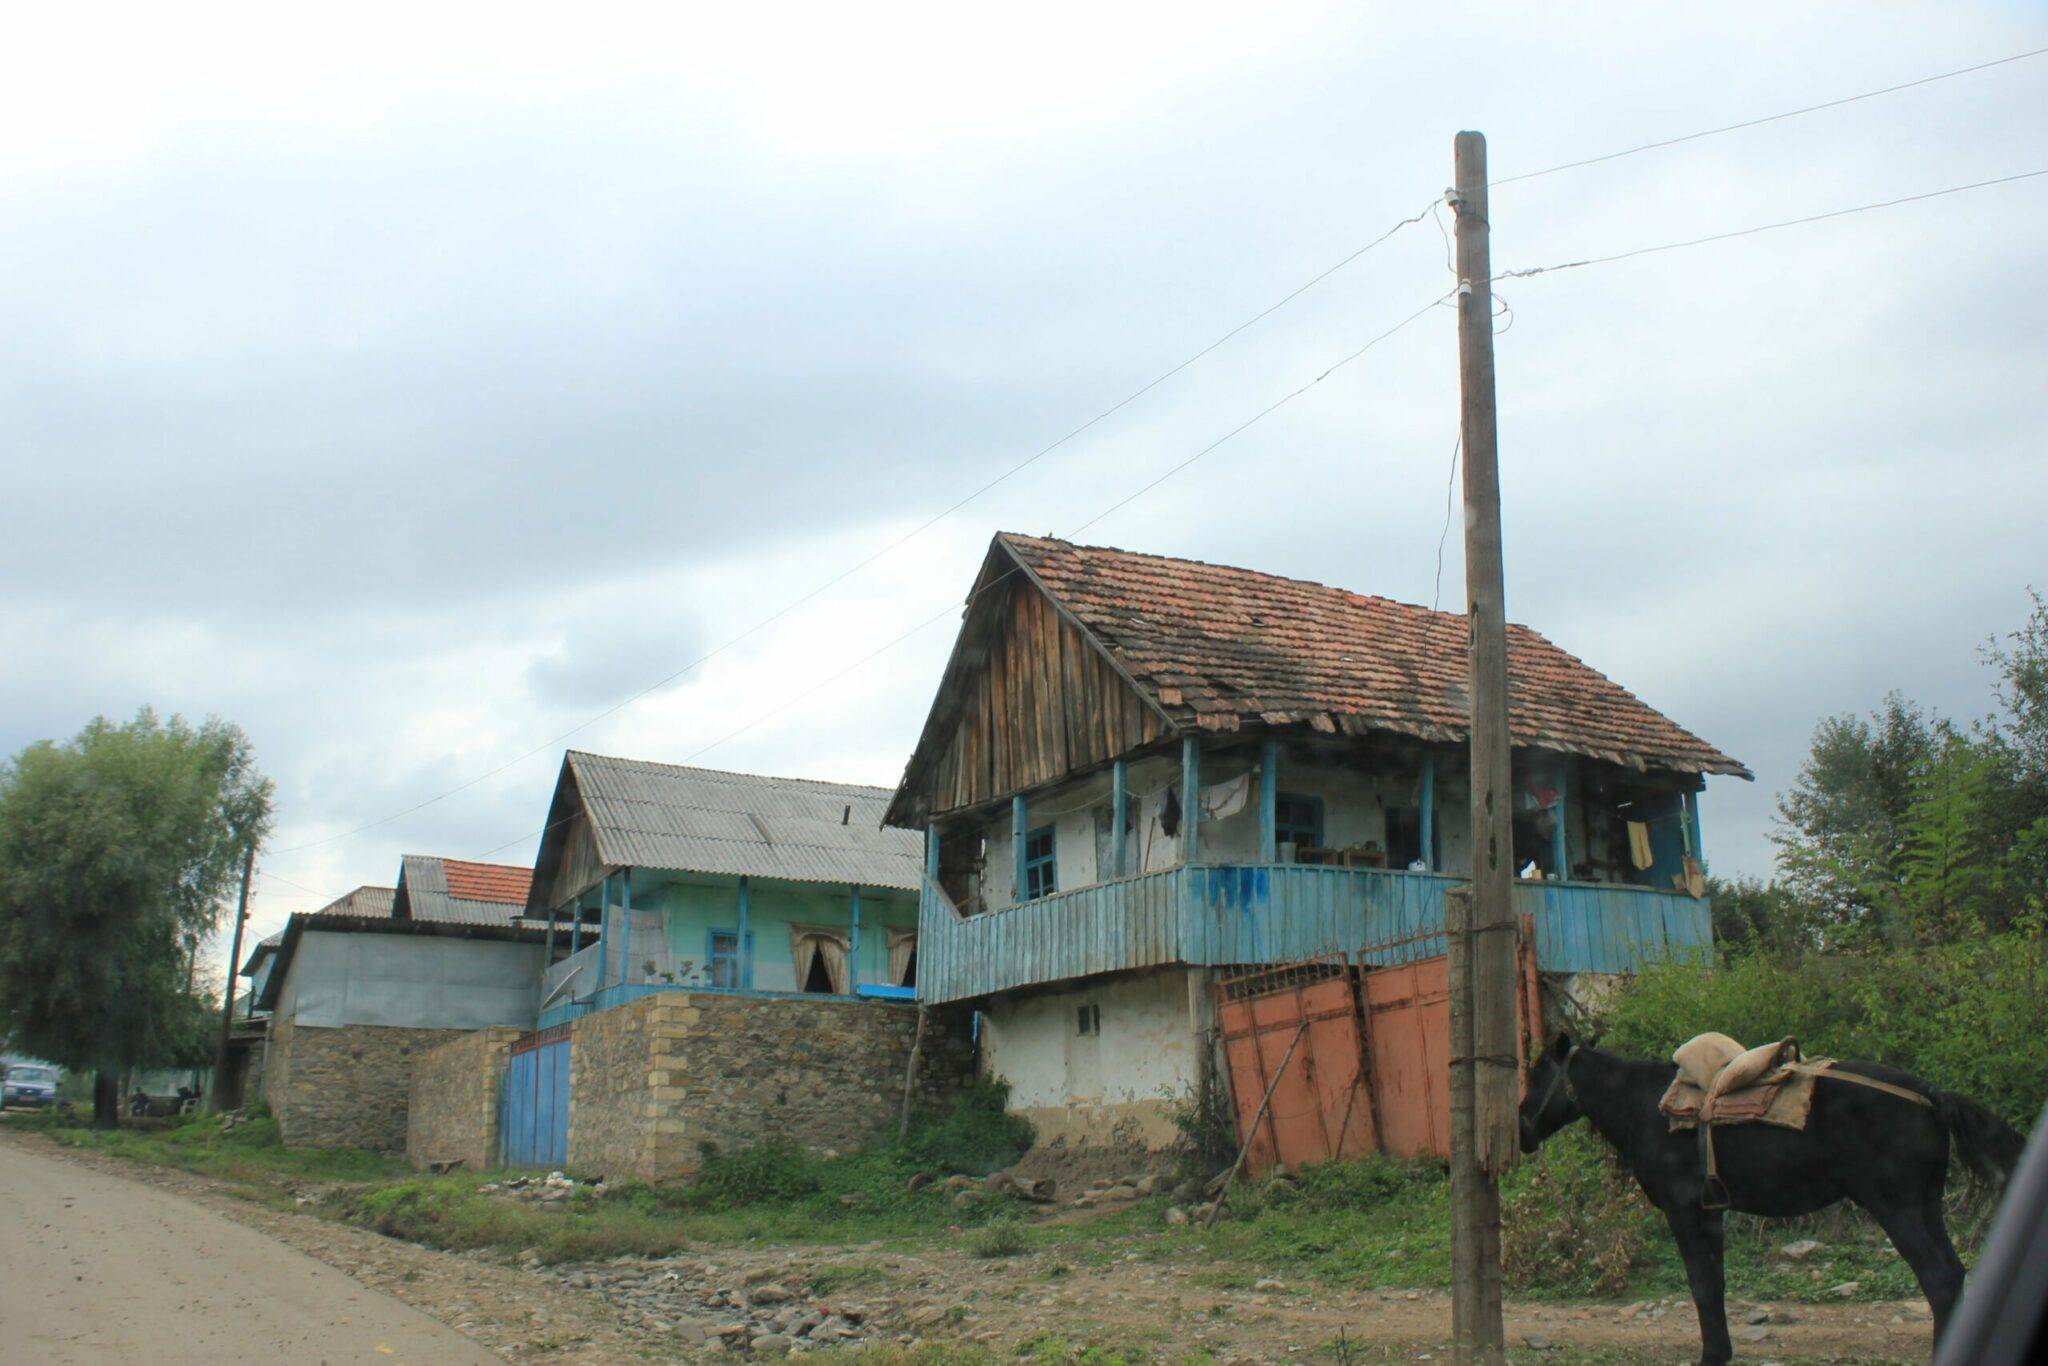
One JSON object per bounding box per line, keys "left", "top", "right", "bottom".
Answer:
{"left": 1000, "top": 533, "right": 1749, "bottom": 778}
{"left": 441, "top": 858, "right": 533, "bottom": 906}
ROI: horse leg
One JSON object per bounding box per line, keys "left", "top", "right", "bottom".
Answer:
{"left": 1662, "top": 1205, "right": 1732, "bottom": 1364}
{"left": 1863, "top": 1191, "right": 1967, "bottom": 1347}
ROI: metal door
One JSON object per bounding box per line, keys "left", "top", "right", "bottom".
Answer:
{"left": 1215, "top": 961, "right": 1376, "bottom": 1176}
{"left": 500, "top": 1026, "right": 570, "bottom": 1170}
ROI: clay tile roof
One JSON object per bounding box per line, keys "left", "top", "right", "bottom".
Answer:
{"left": 393, "top": 855, "right": 535, "bottom": 925}
{"left": 998, "top": 533, "right": 1749, "bottom": 780}
{"left": 442, "top": 858, "right": 534, "bottom": 906}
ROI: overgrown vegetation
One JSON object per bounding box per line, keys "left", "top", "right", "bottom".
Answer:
{"left": 9, "top": 1108, "right": 405, "bottom": 1189}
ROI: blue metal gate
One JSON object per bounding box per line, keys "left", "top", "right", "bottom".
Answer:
{"left": 500, "top": 1025, "right": 570, "bottom": 1170}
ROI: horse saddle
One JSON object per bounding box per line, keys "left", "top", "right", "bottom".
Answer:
{"left": 1661, "top": 1032, "right": 1833, "bottom": 1211}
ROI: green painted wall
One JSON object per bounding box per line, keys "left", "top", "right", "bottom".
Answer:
{"left": 635, "top": 872, "right": 917, "bottom": 993}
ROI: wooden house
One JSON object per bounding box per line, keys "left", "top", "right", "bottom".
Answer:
{"left": 884, "top": 533, "right": 1749, "bottom": 1148}
{"left": 524, "top": 751, "right": 925, "bottom": 1027}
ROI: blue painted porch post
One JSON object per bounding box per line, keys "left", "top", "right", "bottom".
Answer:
{"left": 1012, "top": 795, "right": 1028, "bottom": 901}
{"left": 737, "top": 875, "right": 752, "bottom": 989}
{"left": 1111, "top": 760, "right": 1129, "bottom": 878}
{"left": 1419, "top": 753, "right": 1436, "bottom": 871}
{"left": 1551, "top": 757, "right": 1569, "bottom": 879}
{"left": 925, "top": 825, "right": 941, "bottom": 884}
{"left": 1181, "top": 736, "right": 1200, "bottom": 864}
{"left": 619, "top": 869, "right": 634, "bottom": 986}
{"left": 595, "top": 872, "right": 611, "bottom": 987}
{"left": 546, "top": 905, "right": 556, "bottom": 960}
{"left": 1685, "top": 790, "right": 1705, "bottom": 871}
{"left": 1259, "top": 739, "right": 1278, "bottom": 862}
{"left": 848, "top": 884, "right": 862, "bottom": 992}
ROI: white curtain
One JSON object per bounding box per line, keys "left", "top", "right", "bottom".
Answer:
{"left": 886, "top": 927, "right": 918, "bottom": 986}
{"left": 789, "top": 925, "right": 851, "bottom": 994}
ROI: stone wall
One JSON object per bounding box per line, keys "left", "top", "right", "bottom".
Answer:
{"left": 564, "top": 994, "right": 975, "bottom": 1183}
{"left": 407, "top": 1027, "right": 521, "bottom": 1171}
{"left": 266, "top": 1020, "right": 468, "bottom": 1150}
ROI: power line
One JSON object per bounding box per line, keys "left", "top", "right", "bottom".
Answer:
{"left": 469, "top": 289, "right": 1455, "bottom": 864}
{"left": 1492, "top": 45, "right": 2048, "bottom": 187}
{"left": 271, "top": 200, "right": 1440, "bottom": 858}
{"left": 1494, "top": 168, "right": 2048, "bottom": 281}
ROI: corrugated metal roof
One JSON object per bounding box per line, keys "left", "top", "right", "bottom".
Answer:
{"left": 556, "top": 751, "right": 922, "bottom": 893}
{"left": 393, "top": 855, "right": 533, "bottom": 926}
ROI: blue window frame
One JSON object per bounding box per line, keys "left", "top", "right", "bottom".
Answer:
{"left": 707, "top": 929, "right": 753, "bottom": 988}
{"left": 1023, "top": 825, "right": 1057, "bottom": 900}
{"left": 1274, "top": 793, "right": 1324, "bottom": 851}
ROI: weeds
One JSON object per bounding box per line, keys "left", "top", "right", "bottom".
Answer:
{"left": 968, "top": 1216, "right": 1026, "bottom": 1258}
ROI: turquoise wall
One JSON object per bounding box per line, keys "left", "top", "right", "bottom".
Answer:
{"left": 637, "top": 872, "right": 917, "bottom": 993}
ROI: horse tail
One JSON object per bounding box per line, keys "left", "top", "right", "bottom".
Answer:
{"left": 1935, "top": 1089, "right": 2026, "bottom": 1187}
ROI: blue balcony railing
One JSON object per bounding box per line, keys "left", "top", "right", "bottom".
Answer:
{"left": 916, "top": 863, "right": 1710, "bottom": 1005}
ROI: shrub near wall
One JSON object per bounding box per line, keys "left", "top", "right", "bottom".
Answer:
{"left": 407, "top": 1027, "right": 521, "bottom": 1171}
{"left": 1601, "top": 933, "right": 2048, "bottom": 1126}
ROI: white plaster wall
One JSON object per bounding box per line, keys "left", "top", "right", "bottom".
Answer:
{"left": 980, "top": 968, "right": 1206, "bottom": 1145}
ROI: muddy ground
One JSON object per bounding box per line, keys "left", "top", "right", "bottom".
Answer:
{"left": 4, "top": 1132, "right": 1934, "bottom": 1362}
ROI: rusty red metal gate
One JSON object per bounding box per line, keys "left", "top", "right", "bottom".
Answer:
{"left": 1214, "top": 925, "right": 1541, "bottom": 1172}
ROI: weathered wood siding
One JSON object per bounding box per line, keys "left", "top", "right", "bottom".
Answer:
{"left": 916, "top": 865, "right": 1711, "bottom": 1004}
{"left": 923, "top": 578, "right": 1166, "bottom": 817}
{"left": 536, "top": 813, "right": 608, "bottom": 914}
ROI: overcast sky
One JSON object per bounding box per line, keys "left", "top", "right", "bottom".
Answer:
{"left": 3, "top": 2, "right": 2043, "bottom": 976}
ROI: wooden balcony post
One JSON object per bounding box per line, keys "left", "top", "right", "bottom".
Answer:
{"left": 1181, "top": 736, "right": 1201, "bottom": 864}
{"left": 1419, "top": 753, "right": 1436, "bottom": 872}
{"left": 1685, "top": 790, "right": 1706, "bottom": 871}
{"left": 1112, "top": 759, "right": 1129, "bottom": 878}
{"left": 737, "top": 875, "right": 752, "bottom": 989}
{"left": 619, "top": 868, "right": 634, "bottom": 986}
{"left": 1012, "top": 794, "right": 1028, "bottom": 902}
{"left": 849, "top": 884, "right": 862, "bottom": 992}
{"left": 595, "top": 871, "right": 611, "bottom": 988}
{"left": 1551, "top": 759, "right": 1568, "bottom": 879}
{"left": 1259, "top": 739, "right": 1278, "bottom": 862}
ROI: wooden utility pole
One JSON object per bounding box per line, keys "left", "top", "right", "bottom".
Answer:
{"left": 208, "top": 843, "right": 257, "bottom": 1112}
{"left": 1448, "top": 128, "right": 1518, "bottom": 1363}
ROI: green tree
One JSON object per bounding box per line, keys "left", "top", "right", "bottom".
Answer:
{"left": 1772, "top": 693, "right": 1944, "bottom": 946}
{"left": 0, "top": 710, "right": 271, "bottom": 1126}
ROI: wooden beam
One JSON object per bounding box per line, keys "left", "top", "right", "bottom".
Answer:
{"left": 1181, "top": 736, "right": 1201, "bottom": 863}
{"left": 1012, "top": 794, "right": 1029, "bottom": 902}
{"left": 737, "top": 875, "right": 751, "bottom": 990}
{"left": 1551, "top": 758, "right": 1569, "bottom": 879}
{"left": 1685, "top": 790, "right": 1705, "bottom": 871}
{"left": 1259, "top": 739, "right": 1278, "bottom": 862}
{"left": 595, "top": 871, "right": 611, "bottom": 989}
{"left": 619, "top": 869, "right": 634, "bottom": 987}
{"left": 849, "top": 884, "right": 862, "bottom": 992}
{"left": 1112, "top": 759, "right": 1129, "bottom": 878}
{"left": 1419, "top": 753, "right": 1436, "bottom": 872}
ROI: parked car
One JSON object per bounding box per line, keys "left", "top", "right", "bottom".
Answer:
{"left": 2, "top": 1063, "right": 60, "bottom": 1109}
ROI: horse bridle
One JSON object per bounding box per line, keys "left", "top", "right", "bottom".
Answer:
{"left": 1529, "top": 1043, "right": 1582, "bottom": 1124}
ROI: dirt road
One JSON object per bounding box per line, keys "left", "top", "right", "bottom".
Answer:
{"left": 0, "top": 1138, "right": 501, "bottom": 1365}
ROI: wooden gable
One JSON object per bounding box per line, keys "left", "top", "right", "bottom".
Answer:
{"left": 896, "top": 548, "right": 1170, "bottom": 825}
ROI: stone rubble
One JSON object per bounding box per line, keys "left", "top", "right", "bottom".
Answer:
{"left": 537, "top": 1255, "right": 877, "bottom": 1353}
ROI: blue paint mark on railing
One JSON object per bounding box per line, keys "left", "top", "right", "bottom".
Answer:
{"left": 917, "top": 863, "right": 1712, "bottom": 1003}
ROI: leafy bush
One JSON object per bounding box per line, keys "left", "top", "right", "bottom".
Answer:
{"left": 691, "top": 1142, "right": 826, "bottom": 1205}
{"left": 899, "top": 1079, "right": 1034, "bottom": 1177}
{"left": 1501, "top": 1127, "right": 1655, "bottom": 1295}
{"left": 1602, "top": 931, "right": 2048, "bottom": 1126}
{"left": 968, "top": 1215, "right": 1026, "bottom": 1258}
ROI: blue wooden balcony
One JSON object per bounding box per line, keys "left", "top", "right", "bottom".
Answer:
{"left": 916, "top": 864, "right": 1711, "bottom": 1005}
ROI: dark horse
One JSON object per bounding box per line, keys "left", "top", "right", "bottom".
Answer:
{"left": 1518, "top": 1035, "right": 2026, "bottom": 1363}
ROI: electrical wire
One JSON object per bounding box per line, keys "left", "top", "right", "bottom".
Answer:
{"left": 1492, "top": 168, "right": 2048, "bottom": 282}
{"left": 271, "top": 200, "right": 1440, "bottom": 858}
{"left": 1491, "top": 45, "right": 2048, "bottom": 187}
{"left": 466, "top": 289, "right": 1456, "bottom": 864}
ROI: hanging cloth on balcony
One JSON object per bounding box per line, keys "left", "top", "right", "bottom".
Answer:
{"left": 1201, "top": 772, "right": 1252, "bottom": 820}
{"left": 789, "top": 925, "right": 850, "bottom": 994}
{"left": 1627, "top": 821, "right": 1654, "bottom": 870}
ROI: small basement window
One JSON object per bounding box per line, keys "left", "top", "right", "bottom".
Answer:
{"left": 1076, "top": 1003, "right": 1101, "bottom": 1036}
{"left": 1023, "top": 825, "right": 1058, "bottom": 900}
{"left": 707, "top": 929, "right": 752, "bottom": 989}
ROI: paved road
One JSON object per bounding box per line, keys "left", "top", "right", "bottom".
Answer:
{"left": 0, "top": 1139, "right": 501, "bottom": 1364}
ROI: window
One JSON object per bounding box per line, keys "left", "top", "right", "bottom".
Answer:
{"left": 707, "top": 929, "right": 752, "bottom": 988}
{"left": 1022, "top": 825, "right": 1058, "bottom": 900}
{"left": 1273, "top": 793, "right": 1324, "bottom": 852}
{"left": 1076, "top": 1003, "right": 1101, "bottom": 1036}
